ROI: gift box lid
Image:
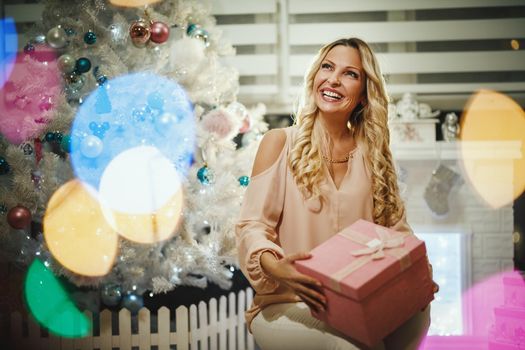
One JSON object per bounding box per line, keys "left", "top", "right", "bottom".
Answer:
{"left": 295, "top": 219, "right": 428, "bottom": 301}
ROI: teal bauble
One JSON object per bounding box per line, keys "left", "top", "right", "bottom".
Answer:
{"left": 197, "top": 165, "right": 215, "bottom": 184}
{"left": 60, "top": 135, "right": 71, "bottom": 153}
{"left": 75, "top": 57, "right": 92, "bottom": 74}
{"left": 238, "top": 175, "right": 250, "bottom": 187}
{"left": 83, "top": 31, "right": 97, "bottom": 45}
{"left": 45, "top": 132, "right": 55, "bottom": 142}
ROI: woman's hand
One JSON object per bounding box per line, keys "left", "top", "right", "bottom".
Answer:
{"left": 261, "top": 251, "right": 327, "bottom": 312}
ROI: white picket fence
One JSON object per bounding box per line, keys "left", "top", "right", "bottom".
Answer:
{"left": 2, "top": 287, "right": 255, "bottom": 350}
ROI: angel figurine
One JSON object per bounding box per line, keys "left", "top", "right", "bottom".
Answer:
{"left": 441, "top": 112, "right": 460, "bottom": 141}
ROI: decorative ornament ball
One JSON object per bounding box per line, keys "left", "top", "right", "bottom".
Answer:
{"left": 154, "top": 113, "right": 175, "bottom": 134}
{"left": 239, "top": 115, "right": 251, "bottom": 133}
{"left": 23, "top": 43, "right": 35, "bottom": 54}
{"left": 22, "top": 143, "right": 34, "bottom": 155}
{"left": 129, "top": 20, "right": 151, "bottom": 47}
{"left": 197, "top": 165, "right": 215, "bottom": 185}
{"left": 83, "top": 31, "right": 97, "bottom": 45}
{"left": 75, "top": 57, "right": 92, "bottom": 74}
{"left": 238, "top": 175, "right": 250, "bottom": 187}
{"left": 100, "top": 284, "right": 122, "bottom": 307}
{"left": 65, "top": 28, "right": 76, "bottom": 36}
{"left": 96, "top": 75, "right": 107, "bottom": 86}
{"left": 65, "top": 73, "right": 86, "bottom": 91}
{"left": 7, "top": 205, "right": 32, "bottom": 229}
{"left": 46, "top": 26, "right": 68, "bottom": 49}
{"left": 122, "top": 293, "right": 143, "bottom": 313}
{"left": 188, "top": 27, "right": 209, "bottom": 47}
{"left": 0, "top": 156, "right": 10, "bottom": 175}
{"left": 60, "top": 134, "right": 71, "bottom": 153}
{"left": 150, "top": 21, "right": 170, "bottom": 44}
{"left": 45, "top": 132, "right": 56, "bottom": 142}
{"left": 80, "top": 135, "right": 103, "bottom": 158}
{"left": 54, "top": 132, "right": 63, "bottom": 142}
{"left": 57, "top": 54, "right": 76, "bottom": 73}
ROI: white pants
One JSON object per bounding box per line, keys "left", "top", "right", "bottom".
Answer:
{"left": 251, "top": 302, "right": 431, "bottom": 350}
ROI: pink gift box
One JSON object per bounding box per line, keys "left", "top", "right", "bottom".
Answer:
{"left": 295, "top": 219, "right": 434, "bottom": 347}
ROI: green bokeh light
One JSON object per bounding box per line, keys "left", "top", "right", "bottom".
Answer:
{"left": 24, "top": 259, "right": 90, "bottom": 338}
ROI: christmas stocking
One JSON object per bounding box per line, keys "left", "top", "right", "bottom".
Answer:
{"left": 424, "top": 164, "right": 462, "bottom": 216}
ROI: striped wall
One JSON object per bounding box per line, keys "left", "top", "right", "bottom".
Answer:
{"left": 4, "top": 0, "right": 525, "bottom": 113}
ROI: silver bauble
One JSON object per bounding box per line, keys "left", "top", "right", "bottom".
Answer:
{"left": 46, "top": 26, "right": 68, "bottom": 49}
{"left": 100, "top": 284, "right": 122, "bottom": 307}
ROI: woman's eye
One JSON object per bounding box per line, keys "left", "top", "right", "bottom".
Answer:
{"left": 321, "top": 63, "right": 332, "bottom": 69}
{"left": 346, "top": 71, "right": 358, "bottom": 78}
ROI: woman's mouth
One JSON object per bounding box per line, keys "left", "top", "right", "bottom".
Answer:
{"left": 320, "top": 89, "right": 343, "bottom": 102}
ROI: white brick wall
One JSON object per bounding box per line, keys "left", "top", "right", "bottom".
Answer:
{"left": 399, "top": 159, "right": 515, "bottom": 286}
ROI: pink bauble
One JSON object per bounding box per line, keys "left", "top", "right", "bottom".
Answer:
{"left": 239, "top": 116, "right": 252, "bottom": 134}
{"left": 150, "top": 21, "right": 170, "bottom": 44}
{"left": 0, "top": 46, "right": 60, "bottom": 145}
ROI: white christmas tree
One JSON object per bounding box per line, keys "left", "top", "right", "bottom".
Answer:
{"left": 0, "top": 0, "right": 267, "bottom": 312}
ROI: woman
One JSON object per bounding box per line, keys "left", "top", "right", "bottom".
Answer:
{"left": 236, "top": 38, "right": 434, "bottom": 350}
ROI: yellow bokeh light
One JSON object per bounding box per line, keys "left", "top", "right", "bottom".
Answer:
{"left": 102, "top": 191, "right": 183, "bottom": 244}
{"left": 460, "top": 90, "right": 525, "bottom": 208}
{"left": 98, "top": 145, "right": 184, "bottom": 244}
{"left": 511, "top": 39, "right": 520, "bottom": 50}
{"left": 109, "top": 0, "right": 162, "bottom": 7}
{"left": 43, "top": 180, "right": 118, "bottom": 276}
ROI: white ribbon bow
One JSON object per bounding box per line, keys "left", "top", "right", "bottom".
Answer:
{"left": 350, "top": 227, "right": 405, "bottom": 260}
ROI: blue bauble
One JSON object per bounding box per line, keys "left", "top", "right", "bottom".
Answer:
{"left": 0, "top": 157, "right": 10, "bottom": 175}
{"left": 238, "top": 175, "right": 250, "bottom": 187}
{"left": 100, "top": 284, "right": 122, "bottom": 307}
{"left": 122, "top": 293, "right": 143, "bottom": 313}
{"left": 83, "top": 31, "right": 97, "bottom": 45}
{"left": 197, "top": 166, "right": 215, "bottom": 184}
{"left": 96, "top": 75, "right": 107, "bottom": 85}
{"left": 75, "top": 57, "right": 92, "bottom": 74}
{"left": 80, "top": 135, "right": 103, "bottom": 158}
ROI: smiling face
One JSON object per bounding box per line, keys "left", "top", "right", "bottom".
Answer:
{"left": 313, "top": 45, "right": 366, "bottom": 119}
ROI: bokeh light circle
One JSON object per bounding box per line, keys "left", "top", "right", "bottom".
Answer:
{"left": 25, "top": 259, "right": 91, "bottom": 338}
{"left": 460, "top": 90, "right": 525, "bottom": 208}
{"left": 43, "top": 180, "right": 118, "bottom": 276}
{"left": 0, "top": 17, "right": 17, "bottom": 89}
{"left": 99, "top": 145, "right": 184, "bottom": 243}
{"left": 0, "top": 45, "right": 60, "bottom": 145}
{"left": 70, "top": 72, "right": 195, "bottom": 190}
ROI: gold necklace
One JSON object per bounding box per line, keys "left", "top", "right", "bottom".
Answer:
{"left": 322, "top": 154, "right": 350, "bottom": 163}
{"left": 321, "top": 147, "right": 357, "bottom": 164}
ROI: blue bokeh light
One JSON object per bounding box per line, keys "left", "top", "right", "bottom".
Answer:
{"left": 70, "top": 73, "right": 195, "bottom": 189}
{"left": 0, "top": 17, "right": 18, "bottom": 89}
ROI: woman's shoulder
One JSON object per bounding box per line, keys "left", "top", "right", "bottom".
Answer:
{"left": 251, "top": 128, "right": 290, "bottom": 177}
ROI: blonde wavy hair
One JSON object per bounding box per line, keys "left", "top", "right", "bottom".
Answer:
{"left": 288, "top": 38, "right": 404, "bottom": 227}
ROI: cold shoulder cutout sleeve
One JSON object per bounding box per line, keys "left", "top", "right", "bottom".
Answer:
{"left": 236, "top": 128, "right": 289, "bottom": 294}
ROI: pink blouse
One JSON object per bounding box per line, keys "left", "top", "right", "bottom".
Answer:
{"left": 236, "top": 125, "right": 412, "bottom": 329}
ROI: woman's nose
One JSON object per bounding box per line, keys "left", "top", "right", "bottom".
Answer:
{"left": 327, "top": 73, "right": 340, "bottom": 86}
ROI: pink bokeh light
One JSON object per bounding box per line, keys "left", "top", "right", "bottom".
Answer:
{"left": 0, "top": 45, "right": 61, "bottom": 145}
{"left": 421, "top": 269, "right": 525, "bottom": 349}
